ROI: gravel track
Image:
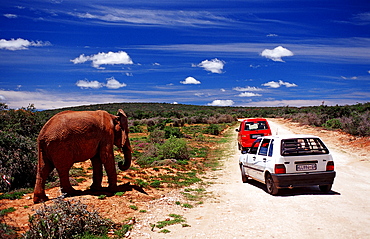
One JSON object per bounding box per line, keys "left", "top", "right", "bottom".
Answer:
{"left": 129, "top": 119, "right": 370, "bottom": 239}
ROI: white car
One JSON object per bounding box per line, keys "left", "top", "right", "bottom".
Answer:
{"left": 239, "top": 135, "right": 336, "bottom": 195}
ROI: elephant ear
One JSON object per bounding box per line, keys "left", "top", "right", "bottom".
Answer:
{"left": 116, "top": 109, "right": 130, "bottom": 145}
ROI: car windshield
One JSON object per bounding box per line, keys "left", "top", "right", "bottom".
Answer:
{"left": 281, "top": 138, "right": 329, "bottom": 156}
{"left": 244, "top": 121, "right": 268, "bottom": 131}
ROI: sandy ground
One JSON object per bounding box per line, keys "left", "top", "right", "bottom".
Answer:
{"left": 128, "top": 118, "right": 370, "bottom": 239}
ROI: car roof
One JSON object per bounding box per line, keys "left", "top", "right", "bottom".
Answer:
{"left": 240, "top": 118, "right": 268, "bottom": 122}
{"left": 259, "top": 134, "right": 321, "bottom": 140}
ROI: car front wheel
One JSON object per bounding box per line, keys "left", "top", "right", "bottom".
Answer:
{"left": 266, "top": 174, "right": 279, "bottom": 195}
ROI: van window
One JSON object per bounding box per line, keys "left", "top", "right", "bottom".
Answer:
{"left": 244, "top": 121, "right": 269, "bottom": 131}
{"left": 281, "top": 138, "right": 329, "bottom": 156}
{"left": 249, "top": 139, "right": 261, "bottom": 154}
{"left": 258, "top": 139, "right": 271, "bottom": 156}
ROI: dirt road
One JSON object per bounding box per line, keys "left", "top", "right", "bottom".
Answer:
{"left": 129, "top": 119, "right": 370, "bottom": 239}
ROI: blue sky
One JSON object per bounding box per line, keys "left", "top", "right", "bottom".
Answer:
{"left": 0, "top": 0, "right": 369, "bottom": 110}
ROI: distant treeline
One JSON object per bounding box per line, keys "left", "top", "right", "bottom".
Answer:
{"left": 43, "top": 102, "right": 370, "bottom": 136}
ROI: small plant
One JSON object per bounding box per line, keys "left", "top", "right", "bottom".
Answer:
{"left": 149, "top": 180, "right": 161, "bottom": 188}
{"left": 135, "top": 179, "right": 149, "bottom": 188}
{"left": 181, "top": 203, "right": 193, "bottom": 209}
{"left": 129, "top": 205, "right": 138, "bottom": 210}
{"left": 139, "top": 210, "right": 147, "bottom": 213}
{"left": 98, "top": 195, "right": 106, "bottom": 200}
{"left": 0, "top": 207, "right": 16, "bottom": 217}
{"left": 114, "top": 223, "right": 133, "bottom": 237}
{"left": 155, "top": 214, "right": 186, "bottom": 229}
{"left": 115, "top": 192, "right": 125, "bottom": 196}
{"left": 175, "top": 201, "right": 181, "bottom": 205}
{"left": 159, "top": 229, "right": 171, "bottom": 233}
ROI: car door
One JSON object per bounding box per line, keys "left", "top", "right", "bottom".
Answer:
{"left": 251, "top": 138, "right": 271, "bottom": 182}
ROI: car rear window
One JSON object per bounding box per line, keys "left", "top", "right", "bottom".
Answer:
{"left": 281, "top": 138, "right": 329, "bottom": 156}
{"left": 244, "top": 121, "right": 269, "bottom": 131}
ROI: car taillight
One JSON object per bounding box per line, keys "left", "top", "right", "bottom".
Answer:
{"left": 326, "top": 161, "right": 334, "bottom": 171}
{"left": 275, "top": 164, "right": 286, "bottom": 174}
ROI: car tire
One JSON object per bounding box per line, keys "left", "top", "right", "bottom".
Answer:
{"left": 265, "top": 174, "right": 279, "bottom": 195}
{"left": 319, "top": 184, "right": 332, "bottom": 192}
{"left": 240, "top": 164, "right": 248, "bottom": 183}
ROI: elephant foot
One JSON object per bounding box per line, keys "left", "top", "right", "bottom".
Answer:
{"left": 61, "top": 189, "right": 83, "bottom": 197}
{"left": 33, "top": 194, "right": 49, "bottom": 204}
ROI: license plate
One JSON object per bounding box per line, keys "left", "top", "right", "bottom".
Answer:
{"left": 251, "top": 134, "right": 262, "bottom": 139}
{"left": 296, "top": 164, "right": 317, "bottom": 171}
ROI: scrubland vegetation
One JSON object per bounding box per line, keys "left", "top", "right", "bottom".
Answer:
{"left": 0, "top": 101, "right": 369, "bottom": 237}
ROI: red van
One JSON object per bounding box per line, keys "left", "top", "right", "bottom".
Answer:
{"left": 236, "top": 118, "right": 272, "bottom": 151}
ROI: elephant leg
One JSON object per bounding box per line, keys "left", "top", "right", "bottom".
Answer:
{"left": 56, "top": 167, "right": 79, "bottom": 195}
{"left": 33, "top": 159, "right": 54, "bottom": 204}
{"left": 104, "top": 160, "right": 118, "bottom": 192}
{"left": 90, "top": 154, "right": 103, "bottom": 191}
{"left": 100, "top": 147, "right": 118, "bottom": 192}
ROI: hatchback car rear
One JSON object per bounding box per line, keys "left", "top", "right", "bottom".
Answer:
{"left": 236, "top": 118, "right": 272, "bottom": 151}
{"left": 239, "top": 135, "right": 336, "bottom": 195}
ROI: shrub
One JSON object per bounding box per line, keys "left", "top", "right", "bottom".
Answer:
{"left": 0, "top": 131, "right": 37, "bottom": 192}
{"left": 24, "top": 198, "right": 113, "bottom": 239}
{"left": 158, "top": 136, "right": 189, "bottom": 160}
{"left": 149, "top": 129, "right": 165, "bottom": 144}
{"left": 341, "top": 111, "right": 370, "bottom": 136}
{"left": 164, "top": 126, "right": 183, "bottom": 139}
{"left": 323, "top": 118, "right": 342, "bottom": 129}
{"left": 203, "top": 124, "right": 221, "bottom": 135}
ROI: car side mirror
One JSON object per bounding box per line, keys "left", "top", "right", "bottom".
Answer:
{"left": 235, "top": 129, "right": 239, "bottom": 132}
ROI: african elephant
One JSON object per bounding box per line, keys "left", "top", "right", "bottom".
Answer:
{"left": 33, "top": 109, "right": 132, "bottom": 203}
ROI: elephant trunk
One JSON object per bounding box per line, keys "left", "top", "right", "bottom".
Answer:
{"left": 118, "top": 145, "right": 132, "bottom": 171}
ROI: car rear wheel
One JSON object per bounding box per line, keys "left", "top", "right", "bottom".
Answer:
{"left": 240, "top": 164, "right": 248, "bottom": 183}
{"left": 319, "top": 184, "right": 332, "bottom": 192}
{"left": 266, "top": 174, "right": 279, "bottom": 195}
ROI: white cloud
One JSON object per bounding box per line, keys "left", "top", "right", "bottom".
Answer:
{"left": 262, "top": 80, "right": 297, "bottom": 88}
{"left": 0, "top": 89, "right": 130, "bottom": 110}
{"left": 106, "top": 77, "right": 127, "bottom": 89}
{"left": 266, "top": 34, "right": 278, "bottom": 37}
{"left": 76, "top": 77, "right": 127, "bottom": 89}
{"left": 70, "top": 8, "right": 232, "bottom": 27}
{"left": 0, "top": 38, "right": 51, "bottom": 51}
{"left": 4, "top": 14, "right": 17, "bottom": 18}
{"left": 197, "top": 58, "right": 225, "bottom": 73}
{"left": 261, "top": 46, "right": 294, "bottom": 62}
{"left": 76, "top": 79, "right": 104, "bottom": 89}
{"left": 341, "top": 76, "right": 358, "bottom": 80}
{"left": 238, "top": 92, "right": 262, "bottom": 97}
{"left": 208, "top": 100, "right": 234, "bottom": 106}
{"left": 233, "top": 86, "right": 264, "bottom": 91}
{"left": 180, "top": 76, "right": 201, "bottom": 85}
{"left": 71, "top": 51, "right": 133, "bottom": 69}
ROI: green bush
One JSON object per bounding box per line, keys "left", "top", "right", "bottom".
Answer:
{"left": 23, "top": 198, "right": 113, "bottom": 239}
{"left": 164, "top": 126, "right": 183, "bottom": 139}
{"left": 158, "top": 136, "right": 189, "bottom": 160}
{"left": 203, "top": 124, "right": 221, "bottom": 135}
{"left": 0, "top": 131, "right": 37, "bottom": 192}
{"left": 323, "top": 118, "right": 342, "bottom": 129}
